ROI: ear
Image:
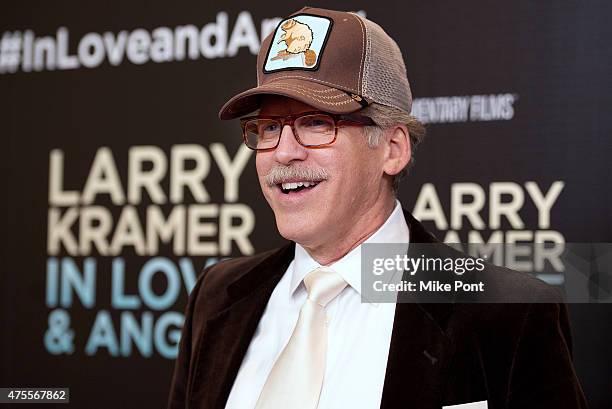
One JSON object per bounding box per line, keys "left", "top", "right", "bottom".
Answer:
{"left": 382, "top": 125, "right": 411, "bottom": 177}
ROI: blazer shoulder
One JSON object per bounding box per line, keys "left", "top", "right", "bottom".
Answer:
{"left": 474, "top": 260, "right": 564, "bottom": 303}
{"left": 189, "top": 244, "right": 292, "bottom": 314}
{"left": 202, "top": 247, "right": 285, "bottom": 288}
{"left": 449, "top": 260, "right": 567, "bottom": 341}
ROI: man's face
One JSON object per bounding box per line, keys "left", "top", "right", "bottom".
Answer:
{"left": 255, "top": 95, "right": 387, "bottom": 250}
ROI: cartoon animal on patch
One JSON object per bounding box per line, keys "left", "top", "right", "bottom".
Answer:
{"left": 272, "top": 19, "right": 317, "bottom": 67}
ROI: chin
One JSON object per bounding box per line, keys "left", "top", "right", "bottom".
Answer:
{"left": 275, "top": 213, "right": 317, "bottom": 244}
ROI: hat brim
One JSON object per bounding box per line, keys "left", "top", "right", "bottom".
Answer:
{"left": 218, "top": 78, "right": 363, "bottom": 120}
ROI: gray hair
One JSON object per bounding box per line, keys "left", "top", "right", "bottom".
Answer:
{"left": 359, "top": 103, "right": 426, "bottom": 194}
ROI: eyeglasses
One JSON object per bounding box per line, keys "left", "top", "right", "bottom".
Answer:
{"left": 240, "top": 111, "right": 376, "bottom": 151}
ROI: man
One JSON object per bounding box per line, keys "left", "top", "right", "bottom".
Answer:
{"left": 168, "top": 7, "right": 587, "bottom": 409}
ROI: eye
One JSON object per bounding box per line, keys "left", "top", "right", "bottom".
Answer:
{"left": 259, "top": 121, "right": 280, "bottom": 134}
{"left": 300, "top": 116, "right": 333, "bottom": 130}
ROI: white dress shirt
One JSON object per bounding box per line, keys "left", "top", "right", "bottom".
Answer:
{"left": 225, "top": 200, "right": 410, "bottom": 409}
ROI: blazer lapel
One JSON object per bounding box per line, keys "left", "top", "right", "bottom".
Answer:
{"left": 379, "top": 210, "right": 456, "bottom": 409}
{"left": 380, "top": 301, "right": 455, "bottom": 409}
{"left": 189, "top": 243, "right": 294, "bottom": 409}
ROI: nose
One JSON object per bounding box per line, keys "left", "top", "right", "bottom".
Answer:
{"left": 273, "top": 124, "right": 308, "bottom": 164}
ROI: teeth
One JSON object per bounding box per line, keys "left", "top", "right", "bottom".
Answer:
{"left": 281, "top": 181, "right": 319, "bottom": 191}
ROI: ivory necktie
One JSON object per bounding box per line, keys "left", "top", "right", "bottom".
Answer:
{"left": 255, "top": 267, "right": 348, "bottom": 409}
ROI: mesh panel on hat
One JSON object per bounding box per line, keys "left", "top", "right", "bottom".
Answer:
{"left": 356, "top": 14, "right": 413, "bottom": 114}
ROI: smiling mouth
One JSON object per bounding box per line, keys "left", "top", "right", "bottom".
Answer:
{"left": 278, "top": 180, "right": 322, "bottom": 194}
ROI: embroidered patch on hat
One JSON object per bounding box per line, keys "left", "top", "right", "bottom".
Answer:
{"left": 263, "top": 14, "right": 333, "bottom": 73}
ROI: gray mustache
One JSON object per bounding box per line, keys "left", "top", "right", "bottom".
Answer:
{"left": 264, "top": 165, "right": 330, "bottom": 186}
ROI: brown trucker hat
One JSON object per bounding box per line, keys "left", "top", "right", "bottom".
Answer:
{"left": 218, "top": 7, "right": 413, "bottom": 120}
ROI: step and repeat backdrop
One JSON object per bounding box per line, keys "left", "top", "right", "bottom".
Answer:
{"left": 2, "top": 1, "right": 611, "bottom": 408}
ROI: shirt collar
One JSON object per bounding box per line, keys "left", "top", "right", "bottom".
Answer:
{"left": 290, "top": 200, "right": 410, "bottom": 304}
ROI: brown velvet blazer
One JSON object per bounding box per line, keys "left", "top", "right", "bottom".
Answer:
{"left": 168, "top": 210, "right": 588, "bottom": 409}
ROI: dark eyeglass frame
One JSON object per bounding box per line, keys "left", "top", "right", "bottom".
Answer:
{"left": 240, "top": 111, "right": 376, "bottom": 151}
